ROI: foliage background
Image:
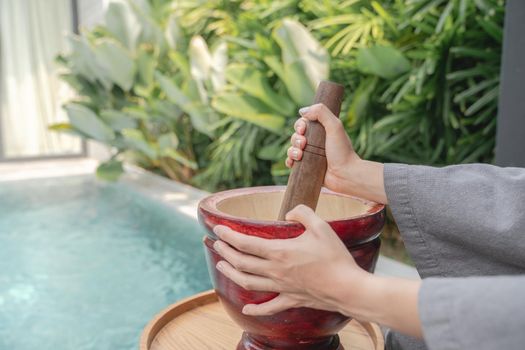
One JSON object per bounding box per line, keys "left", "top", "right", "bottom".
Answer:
{"left": 53, "top": 0, "right": 504, "bottom": 258}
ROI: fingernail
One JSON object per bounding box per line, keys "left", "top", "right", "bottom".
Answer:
{"left": 242, "top": 305, "right": 252, "bottom": 315}
{"left": 216, "top": 262, "right": 224, "bottom": 271}
{"left": 294, "top": 138, "right": 302, "bottom": 147}
{"left": 292, "top": 149, "right": 299, "bottom": 160}
{"left": 213, "top": 241, "right": 221, "bottom": 253}
{"left": 299, "top": 107, "right": 310, "bottom": 115}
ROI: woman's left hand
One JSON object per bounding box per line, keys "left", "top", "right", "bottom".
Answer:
{"left": 212, "top": 204, "right": 369, "bottom": 316}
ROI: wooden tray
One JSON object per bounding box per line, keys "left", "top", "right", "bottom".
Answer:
{"left": 140, "top": 290, "right": 384, "bottom": 350}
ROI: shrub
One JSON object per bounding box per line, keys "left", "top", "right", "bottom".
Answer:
{"left": 53, "top": 0, "right": 504, "bottom": 190}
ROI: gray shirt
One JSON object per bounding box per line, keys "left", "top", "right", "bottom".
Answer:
{"left": 383, "top": 163, "right": 525, "bottom": 350}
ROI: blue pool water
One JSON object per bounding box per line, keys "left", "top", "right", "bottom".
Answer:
{"left": 0, "top": 175, "right": 211, "bottom": 349}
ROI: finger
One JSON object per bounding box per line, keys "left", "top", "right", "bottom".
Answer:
{"left": 216, "top": 261, "right": 281, "bottom": 292}
{"left": 287, "top": 146, "right": 303, "bottom": 161}
{"left": 299, "top": 104, "right": 342, "bottom": 133}
{"left": 285, "top": 157, "right": 293, "bottom": 168}
{"left": 213, "top": 240, "right": 271, "bottom": 276}
{"left": 213, "top": 225, "right": 273, "bottom": 259}
{"left": 294, "top": 118, "right": 307, "bottom": 135}
{"left": 242, "top": 294, "right": 297, "bottom": 316}
{"left": 290, "top": 133, "right": 306, "bottom": 150}
{"left": 285, "top": 204, "right": 328, "bottom": 231}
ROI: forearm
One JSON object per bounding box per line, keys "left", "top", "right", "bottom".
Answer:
{"left": 344, "top": 159, "right": 387, "bottom": 204}
{"left": 335, "top": 272, "right": 423, "bottom": 338}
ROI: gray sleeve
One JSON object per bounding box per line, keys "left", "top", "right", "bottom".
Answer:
{"left": 419, "top": 276, "right": 525, "bottom": 350}
{"left": 383, "top": 163, "right": 525, "bottom": 350}
{"left": 384, "top": 163, "right": 525, "bottom": 277}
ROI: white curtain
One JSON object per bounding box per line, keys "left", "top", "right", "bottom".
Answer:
{"left": 0, "top": 0, "right": 82, "bottom": 158}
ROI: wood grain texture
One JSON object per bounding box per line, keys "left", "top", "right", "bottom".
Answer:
{"left": 140, "top": 290, "right": 384, "bottom": 350}
{"left": 278, "top": 81, "right": 344, "bottom": 220}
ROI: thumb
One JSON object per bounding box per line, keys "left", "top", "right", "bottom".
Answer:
{"left": 285, "top": 204, "right": 326, "bottom": 231}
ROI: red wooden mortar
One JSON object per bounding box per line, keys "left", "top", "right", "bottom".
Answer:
{"left": 198, "top": 186, "right": 385, "bottom": 350}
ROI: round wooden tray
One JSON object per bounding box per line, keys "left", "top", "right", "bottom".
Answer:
{"left": 140, "top": 290, "right": 384, "bottom": 350}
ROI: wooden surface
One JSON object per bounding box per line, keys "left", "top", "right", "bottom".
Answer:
{"left": 140, "top": 290, "right": 384, "bottom": 350}
{"left": 278, "top": 81, "right": 344, "bottom": 220}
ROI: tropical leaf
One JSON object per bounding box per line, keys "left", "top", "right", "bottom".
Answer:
{"left": 273, "top": 19, "right": 330, "bottom": 93}
{"left": 212, "top": 92, "right": 286, "bottom": 133}
{"left": 225, "top": 64, "right": 295, "bottom": 115}
{"left": 96, "top": 160, "right": 124, "bottom": 181}
{"left": 121, "top": 129, "right": 157, "bottom": 159}
{"left": 356, "top": 45, "right": 411, "bottom": 79}
{"left": 104, "top": 0, "right": 141, "bottom": 52}
{"left": 93, "top": 38, "right": 136, "bottom": 91}
{"left": 64, "top": 104, "right": 115, "bottom": 142}
{"left": 100, "top": 110, "right": 138, "bottom": 131}
{"left": 156, "top": 72, "right": 217, "bottom": 137}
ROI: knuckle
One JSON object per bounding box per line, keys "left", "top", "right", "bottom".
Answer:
{"left": 296, "top": 204, "right": 309, "bottom": 212}
{"left": 311, "top": 104, "right": 323, "bottom": 114}
{"left": 240, "top": 276, "right": 252, "bottom": 290}
{"left": 313, "top": 221, "right": 326, "bottom": 232}
{"left": 318, "top": 103, "right": 329, "bottom": 113}
{"left": 232, "top": 258, "right": 245, "bottom": 271}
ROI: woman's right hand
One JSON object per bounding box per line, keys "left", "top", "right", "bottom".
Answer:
{"left": 286, "top": 103, "right": 387, "bottom": 204}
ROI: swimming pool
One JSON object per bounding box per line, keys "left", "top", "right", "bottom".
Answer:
{"left": 0, "top": 174, "right": 211, "bottom": 349}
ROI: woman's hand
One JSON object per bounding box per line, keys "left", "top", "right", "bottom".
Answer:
{"left": 212, "top": 204, "right": 423, "bottom": 338}
{"left": 212, "top": 204, "right": 369, "bottom": 316}
{"left": 286, "top": 104, "right": 387, "bottom": 204}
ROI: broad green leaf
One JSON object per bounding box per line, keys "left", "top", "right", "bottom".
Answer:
{"left": 189, "top": 36, "right": 217, "bottom": 103}
{"left": 100, "top": 110, "right": 137, "bottom": 131}
{"left": 283, "top": 60, "right": 316, "bottom": 105}
{"left": 347, "top": 77, "right": 377, "bottom": 126}
{"left": 67, "top": 36, "right": 112, "bottom": 89}
{"left": 121, "top": 129, "right": 157, "bottom": 159}
{"left": 93, "top": 38, "right": 136, "bottom": 91}
{"left": 258, "top": 142, "right": 284, "bottom": 160}
{"left": 130, "top": 2, "right": 165, "bottom": 52}
{"left": 156, "top": 72, "right": 216, "bottom": 137}
{"left": 105, "top": 1, "right": 141, "bottom": 51}
{"left": 226, "top": 64, "right": 295, "bottom": 115}
{"left": 162, "top": 149, "right": 198, "bottom": 170}
{"left": 96, "top": 160, "right": 124, "bottom": 181}
{"left": 64, "top": 104, "right": 115, "bottom": 142}
{"left": 158, "top": 132, "right": 179, "bottom": 151}
{"left": 189, "top": 36, "right": 212, "bottom": 81}
{"left": 273, "top": 19, "right": 329, "bottom": 90}
{"left": 136, "top": 48, "right": 156, "bottom": 88}
{"left": 212, "top": 93, "right": 286, "bottom": 133}
{"left": 263, "top": 56, "right": 286, "bottom": 82}
{"left": 156, "top": 72, "right": 191, "bottom": 106}
{"left": 211, "top": 42, "right": 228, "bottom": 92}
{"left": 357, "top": 45, "right": 411, "bottom": 79}
{"left": 165, "top": 14, "right": 181, "bottom": 50}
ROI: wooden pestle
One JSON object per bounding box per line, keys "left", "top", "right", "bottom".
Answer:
{"left": 278, "top": 81, "right": 345, "bottom": 220}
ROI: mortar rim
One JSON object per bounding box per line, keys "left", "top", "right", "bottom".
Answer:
{"left": 198, "top": 185, "right": 385, "bottom": 227}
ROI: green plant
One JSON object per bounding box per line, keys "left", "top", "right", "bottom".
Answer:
{"left": 53, "top": 0, "right": 219, "bottom": 181}
{"left": 310, "top": 0, "right": 503, "bottom": 164}
{"left": 54, "top": 0, "right": 504, "bottom": 190}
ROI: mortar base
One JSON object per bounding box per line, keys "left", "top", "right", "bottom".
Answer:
{"left": 236, "top": 332, "right": 344, "bottom": 350}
